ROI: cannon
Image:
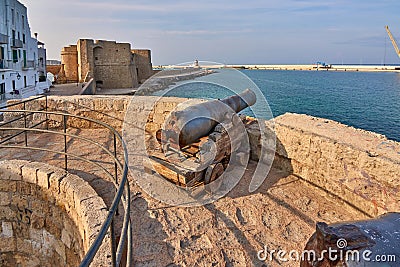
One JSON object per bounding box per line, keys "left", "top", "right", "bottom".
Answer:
{"left": 145, "top": 89, "right": 257, "bottom": 188}
{"left": 161, "top": 89, "right": 256, "bottom": 148}
{"left": 301, "top": 213, "right": 400, "bottom": 266}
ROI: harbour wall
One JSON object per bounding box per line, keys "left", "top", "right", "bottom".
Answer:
{"left": 159, "top": 64, "right": 400, "bottom": 72}
{"left": 226, "top": 64, "right": 400, "bottom": 72}
{"left": 6, "top": 96, "right": 400, "bottom": 217}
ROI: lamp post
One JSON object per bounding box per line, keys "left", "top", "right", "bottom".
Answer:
{"left": 10, "top": 72, "right": 21, "bottom": 80}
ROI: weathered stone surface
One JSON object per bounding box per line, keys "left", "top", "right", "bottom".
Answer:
{"left": 273, "top": 113, "right": 400, "bottom": 217}
{"left": 0, "top": 160, "right": 108, "bottom": 266}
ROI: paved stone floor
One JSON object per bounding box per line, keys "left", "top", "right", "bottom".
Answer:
{"left": 0, "top": 128, "right": 369, "bottom": 266}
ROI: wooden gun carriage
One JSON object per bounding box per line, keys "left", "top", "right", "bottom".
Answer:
{"left": 144, "top": 89, "right": 257, "bottom": 189}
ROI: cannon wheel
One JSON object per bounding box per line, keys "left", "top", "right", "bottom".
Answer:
{"left": 204, "top": 163, "right": 224, "bottom": 185}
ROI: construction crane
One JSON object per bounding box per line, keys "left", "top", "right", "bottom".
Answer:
{"left": 385, "top": 25, "right": 400, "bottom": 59}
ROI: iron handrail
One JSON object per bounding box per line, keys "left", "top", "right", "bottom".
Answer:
{"left": 0, "top": 108, "right": 131, "bottom": 266}
{"left": 0, "top": 95, "right": 47, "bottom": 109}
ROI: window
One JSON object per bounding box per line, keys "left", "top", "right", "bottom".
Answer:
{"left": 11, "top": 9, "right": 15, "bottom": 25}
{"left": 22, "top": 15, "right": 25, "bottom": 29}
{"left": 0, "top": 83, "right": 5, "bottom": 100}
{"left": 23, "top": 34, "right": 25, "bottom": 44}
{"left": 16, "top": 12, "right": 19, "bottom": 26}
{"left": 17, "top": 32, "right": 20, "bottom": 40}
{"left": 12, "top": 50, "right": 18, "bottom": 63}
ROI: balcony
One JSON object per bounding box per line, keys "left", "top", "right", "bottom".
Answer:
{"left": 11, "top": 38, "right": 23, "bottom": 48}
{"left": 0, "top": 33, "right": 8, "bottom": 44}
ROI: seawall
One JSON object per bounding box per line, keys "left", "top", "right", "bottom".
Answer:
{"left": 231, "top": 64, "right": 400, "bottom": 72}
{"left": 188, "top": 64, "right": 400, "bottom": 72}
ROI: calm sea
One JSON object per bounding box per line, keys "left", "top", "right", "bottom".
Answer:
{"left": 152, "top": 69, "right": 400, "bottom": 142}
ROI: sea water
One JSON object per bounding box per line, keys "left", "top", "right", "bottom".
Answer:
{"left": 152, "top": 69, "right": 400, "bottom": 142}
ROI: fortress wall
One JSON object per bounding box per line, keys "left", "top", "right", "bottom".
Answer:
{"left": 46, "top": 65, "right": 61, "bottom": 76}
{"left": 5, "top": 96, "right": 399, "bottom": 218}
{"left": 93, "top": 41, "right": 137, "bottom": 89}
{"left": 0, "top": 160, "right": 110, "bottom": 266}
{"left": 60, "top": 45, "right": 79, "bottom": 83}
{"left": 132, "top": 49, "right": 153, "bottom": 83}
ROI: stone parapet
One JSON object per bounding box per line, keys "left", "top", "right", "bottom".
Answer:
{"left": 272, "top": 113, "right": 400, "bottom": 217}
{"left": 0, "top": 160, "right": 110, "bottom": 266}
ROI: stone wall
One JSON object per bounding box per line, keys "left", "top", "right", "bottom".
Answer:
{"left": 272, "top": 113, "right": 400, "bottom": 217}
{"left": 46, "top": 65, "right": 61, "bottom": 77}
{"left": 92, "top": 40, "right": 137, "bottom": 89}
{"left": 60, "top": 39, "right": 152, "bottom": 89}
{"left": 0, "top": 160, "right": 110, "bottom": 266}
{"left": 77, "top": 39, "right": 95, "bottom": 83}
{"left": 132, "top": 49, "right": 153, "bottom": 84}
{"left": 6, "top": 96, "right": 399, "bottom": 218}
{"left": 60, "top": 45, "right": 78, "bottom": 83}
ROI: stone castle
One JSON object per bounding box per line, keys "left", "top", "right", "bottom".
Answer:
{"left": 52, "top": 39, "right": 153, "bottom": 89}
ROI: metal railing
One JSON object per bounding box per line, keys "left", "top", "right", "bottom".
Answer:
{"left": 0, "top": 96, "right": 132, "bottom": 267}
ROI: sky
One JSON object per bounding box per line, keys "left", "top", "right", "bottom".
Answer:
{"left": 21, "top": 0, "right": 400, "bottom": 65}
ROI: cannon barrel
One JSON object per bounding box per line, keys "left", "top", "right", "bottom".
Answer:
{"left": 163, "top": 89, "right": 256, "bottom": 147}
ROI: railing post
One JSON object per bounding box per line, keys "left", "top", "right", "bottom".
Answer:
{"left": 113, "top": 133, "right": 118, "bottom": 184}
{"left": 114, "top": 134, "right": 119, "bottom": 217}
{"left": 63, "top": 114, "right": 67, "bottom": 170}
{"left": 110, "top": 220, "right": 117, "bottom": 267}
{"left": 23, "top": 102, "right": 27, "bottom": 146}
{"left": 45, "top": 95, "right": 49, "bottom": 130}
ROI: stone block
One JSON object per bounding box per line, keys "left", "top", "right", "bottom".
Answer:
{"left": 0, "top": 180, "right": 17, "bottom": 192}
{"left": 21, "top": 165, "right": 38, "bottom": 184}
{"left": 16, "top": 238, "right": 33, "bottom": 254}
{"left": 61, "top": 228, "right": 72, "bottom": 249}
{"left": 0, "top": 237, "right": 16, "bottom": 252}
{"left": 0, "top": 192, "right": 10, "bottom": 206}
{"left": 0, "top": 161, "right": 23, "bottom": 180}
{"left": 1, "top": 221, "right": 13, "bottom": 238}
{"left": 0, "top": 206, "right": 14, "bottom": 220}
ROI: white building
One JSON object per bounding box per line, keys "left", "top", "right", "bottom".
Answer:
{"left": 0, "top": 0, "right": 50, "bottom": 104}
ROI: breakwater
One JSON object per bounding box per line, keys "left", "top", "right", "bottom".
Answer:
{"left": 136, "top": 68, "right": 213, "bottom": 95}
{"left": 227, "top": 64, "right": 400, "bottom": 72}
{"left": 158, "top": 64, "right": 400, "bottom": 72}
